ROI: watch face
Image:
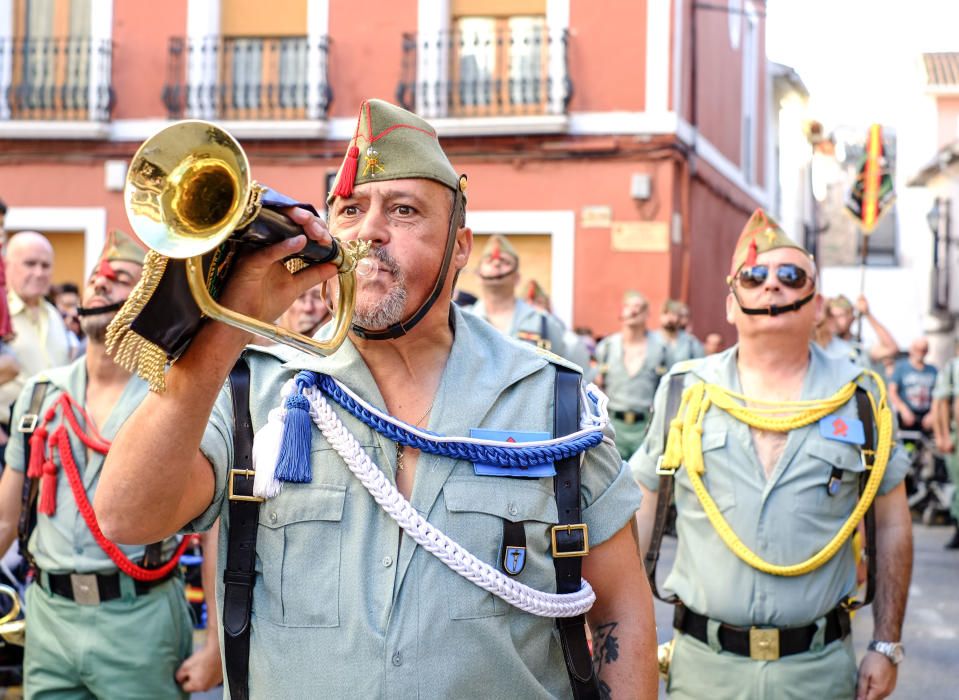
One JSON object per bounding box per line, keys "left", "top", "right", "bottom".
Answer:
{"left": 890, "top": 644, "right": 905, "bottom": 664}
{"left": 871, "top": 641, "right": 905, "bottom": 665}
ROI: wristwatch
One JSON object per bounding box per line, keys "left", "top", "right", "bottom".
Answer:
{"left": 868, "top": 640, "right": 905, "bottom": 665}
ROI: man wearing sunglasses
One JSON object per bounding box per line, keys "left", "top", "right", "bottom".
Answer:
{"left": 631, "top": 209, "right": 912, "bottom": 699}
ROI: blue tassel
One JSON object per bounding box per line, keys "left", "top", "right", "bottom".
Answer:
{"left": 275, "top": 392, "right": 313, "bottom": 483}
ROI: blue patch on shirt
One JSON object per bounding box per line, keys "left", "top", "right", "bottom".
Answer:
{"left": 469, "top": 429, "right": 555, "bottom": 477}
{"left": 818, "top": 414, "right": 865, "bottom": 445}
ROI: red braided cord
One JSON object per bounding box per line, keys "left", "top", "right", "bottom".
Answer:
{"left": 57, "top": 394, "right": 110, "bottom": 453}
{"left": 52, "top": 425, "right": 188, "bottom": 582}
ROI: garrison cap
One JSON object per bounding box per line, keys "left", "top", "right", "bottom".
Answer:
{"left": 730, "top": 208, "right": 810, "bottom": 275}
{"left": 99, "top": 229, "right": 147, "bottom": 266}
{"left": 328, "top": 98, "right": 463, "bottom": 203}
{"left": 827, "top": 294, "right": 854, "bottom": 311}
{"left": 525, "top": 279, "right": 549, "bottom": 307}
{"left": 481, "top": 234, "right": 519, "bottom": 264}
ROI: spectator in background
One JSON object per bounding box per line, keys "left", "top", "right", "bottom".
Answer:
{"left": 0, "top": 198, "right": 14, "bottom": 343}
{"left": 524, "top": 279, "right": 591, "bottom": 372}
{"left": 0, "top": 232, "right": 71, "bottom": 457}
{"left": 889, "top": 337, "right": 937, "bottom": 432}
{"left": 655, "top": 299, "right": 704, "bottom": 367}
{"left": 51, "top": 282, "right": 86, "bottom": 358}
{"left": 703, "top": 331, "right": 724, "bottom": 355}
{"left": 278, "top": 283, "right": 331, "bottom": 338}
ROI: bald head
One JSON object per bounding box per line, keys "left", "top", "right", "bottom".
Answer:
{"left": 6, "top": 231, "right": 54, "bottom": 304}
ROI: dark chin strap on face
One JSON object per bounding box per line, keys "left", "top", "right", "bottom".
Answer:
{"left": 734, "top": 289, "right": 816, "bottom": 317}
{"left": 351, "top": 179, "right": 466, "bottom": 341}
{"left": 77, "top": 300, "right": 124, "bottom": 317}
{"left": 477, "top": 261, "right": 517, "bottom": 281}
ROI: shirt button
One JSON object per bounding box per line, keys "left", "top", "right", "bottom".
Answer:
{"left": 391, "top": 652, "right": 402, "bottom": 666}
{"left": 74, "top": 546, "right": 83, "bottom": 555}
{"left": 382, "top": 556, "right": 393, "bottom": 567}
{"left": 508, "top": 504, "right": 518, "bottom": 516}
{"left": 270, "top": 512, "right": 278, "bottom": 524}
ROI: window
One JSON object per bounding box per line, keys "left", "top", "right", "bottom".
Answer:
{"left": 740, "top": 6, "right": 760, "bottom": 183}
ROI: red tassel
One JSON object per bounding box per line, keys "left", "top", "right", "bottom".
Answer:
{"left": 745, "top": 238, "right": 758, "bottom": 268}
{"left": 27, "top": 427, "right": 47, "bottom": 479}
{"left": 332, "top": 146, "right": 360, "bottom": 198}
{"left": 37, "top": 460, "right": 57, "bottom": 516}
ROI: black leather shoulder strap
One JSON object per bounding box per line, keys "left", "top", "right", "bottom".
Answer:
{"left": 17, "top": 379, "right": 51, "bottom": 572}
{"left": 644, "top": 372, "right": 686, "bottom": 604}
{"left": 553, "top": 366, "right": 600, "bottom": 700}
{"left": 850, "top": 386, "right": 877, "bottom": 609}
{"left": 223, "top": 358, "right": 259, "bottom": 700}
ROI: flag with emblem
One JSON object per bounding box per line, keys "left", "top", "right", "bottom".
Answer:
{"left": 845, "top": 123, "right": 895, "bottom": 235}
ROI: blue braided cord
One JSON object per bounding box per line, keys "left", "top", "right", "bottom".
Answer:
{"left": 309, "top": 372, "right": 604, "bottom": 467}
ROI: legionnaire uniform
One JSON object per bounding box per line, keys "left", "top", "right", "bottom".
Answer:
{"left": 8, "top": 232, "right": 192, "bottom": 699}
{"left": 630, "top": 211, "right": 910, "bottom": 699}
{"left": 595, "top": 308, "right": 670, "bottom": 460}
{"left": 191, "top": 307, "right": 639, "bottom": 698}
{"left": 467, "top": 235, "right": 571, "bottom": 359}
{"left": 932, "top": 355, "right": 959, "bottom": 543}
{"left": 659, "top": 329, "right": 704, "bottom": 369}
{"left": 120, "top": 99, "right": 643, "bottom": 698}
{"left": 525, "top": 279, "right": 592, "bottom": 373}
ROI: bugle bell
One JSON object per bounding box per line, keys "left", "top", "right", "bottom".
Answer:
{"left": 108, "top": 120, "right": 371, "bottom": 392}
{"left": 0, "top": 584, "right": 24, "bottom": 647}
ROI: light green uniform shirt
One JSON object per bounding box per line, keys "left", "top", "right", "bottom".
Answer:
{"left": 467, "top": 298, "right": 570, "bottom": 361}
{"left": 191, "top": 307, "right": 641, "bottom": 699}
{"left": 7, "top": 359, "right": 178, "bottom": 572}
{"left": 655, "top": 329, "right": 705, "bottom": 370}
{"left": 595, "top": 331, "right": 670, "bottom": 413}
{"left": 932, "top": 356, "right": 959, "bottom": 401}
{"left": 630, "top": 344, "right": 909, "bottom": 628}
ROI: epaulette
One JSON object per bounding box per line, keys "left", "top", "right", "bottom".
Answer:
{"left": 534, "top": 346, "right": 583, "bottom": 374}
{"left": 670, "top": 359, "right": 699, "bottom": 375}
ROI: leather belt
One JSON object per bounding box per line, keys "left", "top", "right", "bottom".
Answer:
{"left": 610, "top": 409, "right": 647, "bottom": 425}
{"left": 674, "top": 604, "right": 851, "bottom": 661}
{"left": 41, "top": 568, "right": 174, "bottom": 605}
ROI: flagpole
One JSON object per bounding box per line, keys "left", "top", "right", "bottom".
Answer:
{"left": 856, "top": 228, "right": 868, "bottom": 343}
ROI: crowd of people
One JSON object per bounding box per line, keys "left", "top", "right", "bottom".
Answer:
{"left": 0, "top": 97, "right": 949, "bottom": 699}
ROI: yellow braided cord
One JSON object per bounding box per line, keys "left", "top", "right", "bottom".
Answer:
{"left": 661, "top": 371, "right": 893, "bottom": 576}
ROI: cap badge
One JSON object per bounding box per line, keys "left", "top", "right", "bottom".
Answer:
{"left": 363, "top": 147, "right": 385, "bottom": 177}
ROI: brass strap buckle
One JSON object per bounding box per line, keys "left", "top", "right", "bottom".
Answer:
{"left": 749, "top": 627, "right": 780, "bottom": 661}
{"left": 17, "top": 414, "right": 38, "bottom": 433}
{"left": 69, "top": 573, "right": 101, "bottom": 605}
{"left": 228, "top": 469, "right": 264, "bottom": 503}
{"left": 551, "top": 523, "right": 590, "bottom": 558}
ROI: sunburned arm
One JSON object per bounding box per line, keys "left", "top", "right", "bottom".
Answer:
{"left": 176, "top": 521, "right": 224, "bottom": 693}
{"left": 584, "top": 522, "right": 658, "bottom": 699}
{"left": 932, "top": 398, "right": 953, "bottom": 452}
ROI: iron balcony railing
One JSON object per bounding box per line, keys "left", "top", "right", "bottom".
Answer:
{"left": 397, "top": 25, "right": 571, "bottom": 119}
{"left": 0, "top": 36, "right": 113, "bottom": 121}
{"left": 163, "top": 35, "right": 332, "bottom": 121}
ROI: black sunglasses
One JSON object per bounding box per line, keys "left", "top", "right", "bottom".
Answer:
{"left": 736, "top": 264, "right": 810, "bottom": 290}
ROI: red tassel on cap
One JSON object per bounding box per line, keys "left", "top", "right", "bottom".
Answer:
{"left": 98, "top": 258, "right": 117, "bottom": 281}
{"left": 332, "top": 146, "right": 360, "bottom": 198}
{"left": 37, "top": 460, "right": 57, "bottom": 516}
{"left": 27, "top": 427, "right": 47, "bottom": 478}
{"left": 745, "top": 238, "right": 758, "bottom": 269}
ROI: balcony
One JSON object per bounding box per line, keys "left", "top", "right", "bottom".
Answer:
{"left": 163, "top": 35, "right": 332, "bottom": 129}
{"left": 0, "top": 36, "right": 113, "bottom": 132}
{"left": 397, "top": 23, "right": 571, "bottom": 134}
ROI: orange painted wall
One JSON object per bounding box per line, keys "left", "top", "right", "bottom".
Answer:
{"left": 112, "top": 1, "right": 188, "bottom": 119}
{"left": 567, "top": 0, "right": 647, "bottom": 112}
{"left": 937, "top": 96, "right": 959, "bottom": 148}
{"left": 327, "top": 0, "right": 419, "bottom": 119}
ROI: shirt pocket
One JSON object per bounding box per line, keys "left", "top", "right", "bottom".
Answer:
{"left": 794, "top": 440, "right": 866, "bottom": 516}
{"left": 690, "top": 429, "right": 735, "bottom": 513}
{"left": 442, "top": 476, "right": 559, "bottom": 620}
{"left": 255, "top": 483, "right": 347, "bottom": 628}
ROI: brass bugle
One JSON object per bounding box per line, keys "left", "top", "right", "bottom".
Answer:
{"left": 112, "top": 120, "right": 371, "bottom": 389}
{"left": 0, "top": 584, "right": 24, "bottom": 647}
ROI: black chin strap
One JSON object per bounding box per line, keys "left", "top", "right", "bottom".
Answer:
{"left": 351, "top": 178, "right": 466, "bottom": 341}
{"left": 735, "top": 290, "right": 816, "bottom": 317}
{"left": 477, "top": 263, "right": 517, "bottom": 282}
{"left": 77, "top": 300, "right": 124, "bottom": 317}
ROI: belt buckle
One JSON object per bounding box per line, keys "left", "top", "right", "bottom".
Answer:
{"left": 17, "top": 414, "right": 38, "bottom": 433}
{"left": 69, "top": 573, "right": 100, "bottom": 605}
{"left": 551, "top": 523, "right": 590, "bottom": 558}
{"left": 625, "top": 411, "right": 637, "bottom": 425}
{"left": 229, "top": 469, "right": 265, "bottom": 502}
{"left": 749, "top": 627, "right": 780, "bottom": 661}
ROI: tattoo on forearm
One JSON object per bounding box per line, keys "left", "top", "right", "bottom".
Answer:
{"left": 592, "top": 620, "right": 620, "bottom": 671}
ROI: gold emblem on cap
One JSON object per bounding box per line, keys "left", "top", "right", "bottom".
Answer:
{"left": 459, "top": 175, "right": 468, "bottom": 192}
{"left": 363, "top": 147, "right": 385, "bottom": 177}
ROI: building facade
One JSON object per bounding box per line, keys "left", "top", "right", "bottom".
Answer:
{"left": 0, "top": 0, "right": 771, "bottom": 339}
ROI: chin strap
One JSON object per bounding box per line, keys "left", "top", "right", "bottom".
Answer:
{"left": 77, "top": 300, "right": 125, "bottom": 317}
{"left": 735, "top": 290, "right": 816, "bottom": 317}
{"left": 351, "top": 178, "right": 466, "bottom": 341}
{"left": 477, "top": 264, "right": 517, "bottom": 282}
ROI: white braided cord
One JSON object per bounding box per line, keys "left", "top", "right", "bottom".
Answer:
{"left": 304, "top": 387, "right": 596, "bottom": 618}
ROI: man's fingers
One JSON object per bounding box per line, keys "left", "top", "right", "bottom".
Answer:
{"left": 283, "top": 206, "right": 332, "bottom": 244}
